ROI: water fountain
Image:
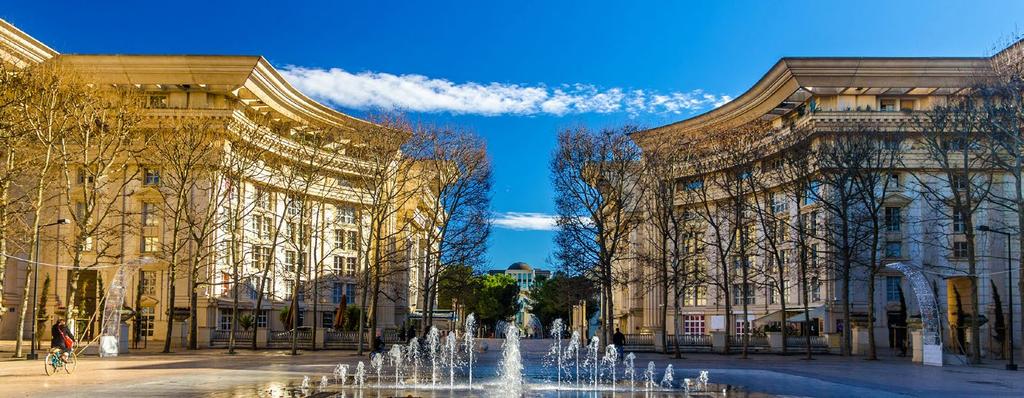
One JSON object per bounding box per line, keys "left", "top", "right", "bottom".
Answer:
{"left": 426, "top": 326, "right": 440, "bottom": 386}
{"left": 660, "top": 364, "right": 675, "bottom": 388}
{"left": 407, "top": 337, "right": 421, "bottom": 384}
{"left": 443, "top": 330, "right": 458, "bottom": 388}
{"left": 497, "top": 324, "right": 523, "bottom": 396}
{"left": 465, "top": 314, "right": 477, "bottom": 386}
{"left": 293, "top": 315, "right": 728, "bottom": 397}
{"left": 354, "top": 361, "right": 366, "bottom": 388}
{"left": 602, "top": 344, "right": 618, "bottom": 386}
{"left": 586, "top": 335, "right": 600, "bottom": 390}
{"left": 624, "top": 352, "right": 636, "bottom": 391}
{"left": 644, "top": 361, "right": 657, "bottom": 392}
{"left": 389, "top": 344, "right": 404, "bottom": 386}
{"left": 333, "top": 364, "right": 349, "bottom": 385}
{"left": 565, "top": 330, "right": 581, "bottom": 388}
{"left": 548, "top": 319, "right": 564, "bottom": 388}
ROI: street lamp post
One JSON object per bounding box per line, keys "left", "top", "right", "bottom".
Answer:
{"left": 27, "top": 219, "right": 69, "bottom": 360}
{"left": 979, "top": 225, "right": 1018, "bottom": 371}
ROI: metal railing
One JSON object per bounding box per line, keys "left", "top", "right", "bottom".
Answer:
{"left": 674, "top": 334, "right": 712, "bottom": 346}
{"left": 623, "top": 333, "right": 654, "bottom": 346}
{"left": 211, "top": 329, "right": 254, "bottom": 343}
{"left": 786, "top": 335, "right": 828, "bottom": 348}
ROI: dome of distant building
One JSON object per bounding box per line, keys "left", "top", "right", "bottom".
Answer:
{"left": 507, "top": 262, "right": 532, "bottom": 271}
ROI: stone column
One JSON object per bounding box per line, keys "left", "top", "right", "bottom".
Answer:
{"left": 711, "top": 331, "right": 727, "bottom": 353}
{"left": 767, "top": 332, "right": 784, "bottom": 353}
{"left": 256, "top": 329, "right": 269, "bottom": 349}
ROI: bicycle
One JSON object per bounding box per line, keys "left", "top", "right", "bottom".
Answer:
{"left": 44, "top": 348, "right": 77, "bottom": 375}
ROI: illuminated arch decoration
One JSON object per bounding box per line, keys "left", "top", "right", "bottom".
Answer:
{"left": 885, "top": 262, "right": 943, "bottom": 366}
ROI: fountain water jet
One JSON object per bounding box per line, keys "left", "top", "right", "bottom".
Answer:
{"left": 406, "top": 337, "right": 421, "bottom": 385}
{"left": 497, "top": 324, "right": 523, "bottom": 396}
{"left": 644, "top": 361, "right": 656, "bottom": 392}
{"left": 443, "top": 330, "right": 458, "bottom": 388}
{"left": 602, "top": 344, "right": 618, "bottom": 386}
{"left": 565, "top": 331, "right": 581, "bottom": 388}
{"left": 334, "top": 364, "right": 349, "bottom": 385}
{"left": 623, "top": 352, "right": 636, "bottom": 391}
{"left": 319, "top": 376, "right": 329, "bottom": 392}
{"left": 354, "top": 361, "right": 366, "bottom": 388}
{"left": 388, "top": 344, "right": 404, "bottom": 386}
{"left": 587, "top": 335, "right": 600, "bottom": 390}
{"left": 548, "top": 319, "right": 564, "bottom": 388}
{"left": 426, "top": 326, "right": 440, "bottom": 386}
{"left": 465, "top": 314, "right": 477, "bottom": 387}
{"left": 660, "top": 364, "right": 674, "bottom": 388}
{"left": 370, "top": 353, "right": 384, "bottom": 387}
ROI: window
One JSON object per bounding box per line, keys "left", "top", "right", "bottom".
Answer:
{"left": 143, "top": 168, "right": 160, "bottom": 186}
{"left": 255, "top": 187, "right": 274, "bottom": 211}
{"left": 142, "top": 202, "right": 159, "bottom": 226}
{"left": 771, "top": 193, "right": 788, "bottom": 214}
{"left": 951, "top": 174, "right": 968, "bottom": 191}
{"left": 286, "top": 222, "right": 297, "bottom": 243}
{"left": 252, "top": 246, "right": 271, "bottom": 270}
{"left": 810, "top": 277, "right": 822, "bottom": 302}
{"left": 735, "top": 320, "right": 749, "bottom": 335}
{"left": 884, "top": 207, "right": 902, "bottom": 232}
{"left": 256, "top": 310, "right": 268, "bottom": 328}
{"left": 347, "top": 231, "right": 357, "bottom": 251}
{"left": 882, "top": 138, "right": 902, "bottom": 151}
{"left": 142, "top": 236, "right": 160, "bottom": 253}
{"left": 140, "top": 307, "right": 155, "bottom": 337}
{"left": 953, "top": 241, "right": 969, "bottom": 258}
{"left": 286, "top": 195, "right": 303, "bottom": 217}
{"left": 333, "top": 256, "right": 344, "bottom": 274}
{"left": 810, "top": 244, "right": 819, "bottom": 269}
{"left": 884, "top": 241, "right": 902, "bottom": 258}
{"left": 899, "top": 99, "right": 916, "bottom": 112}
{"left": 322, "top": 312, "right": 335, "bottom": 329}
{"left": 732, "top": 283, "right": 755, "bottom": 305}
{"left": 337, "top": 206, "right": 356, "bottom": 224}
{"left": 285, "top": 251, "right": 297, "bottom": 272}
{"left": 886, "top": 276, "right": 902, "bottom": 302}
{"left": 148, "top": 95, "right": 168, "bottom": 108}
{"left": 141, "top": 270, "right": 157, "bottom": 296}
{"left": 880, "top": 98, "right": 898, "bottom": 112}
{"left": 284, "top": 280, "right": 294, "bottom": 299}
{"left": 346, "top": 257, "right": 357, "bottom": 277}
{"left": 218, "top": 308, "right": 233, "bottom": 330}
{"left": 683, "top": 315, "right": 705, "bottom": 335}
{"left": 346, "top": 284, "right": 356, "bottom": 304}
{"left": 803, "top": 181, "right": 820, "bottom": 205}
{"left": 254, "top": 215, "right": 273, "bottom": 240}
{"left": 952, "top": 210, "right": 966, "bottom": 233}
{"left": 77, "top": 168, "right": 95, "bottom": 185}
{"left": 888, "top": 173, "right": 901, "bottom": 189}
{"left": 332, "top": 283, "right": 343, "bottom": 304}
{"left": 334, "top": 229, "right": 345, "bottom": 250}
{"left": 683, "top": 179, "right": 703, "bottom": 191}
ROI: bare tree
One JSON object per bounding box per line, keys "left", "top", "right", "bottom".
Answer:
{"left": 350, "top": 115, "right": 420, "bottom": 355}
{"left": 552, "top": 125, "right": 647, "bottom": 345}
{"left": 914, "top": 93, "right": 994, "bottom": 364}
{"left": 54, "top": 82, "right": 144, "bottom": 344}
{"left": 408, "top": 125, "right": 492, "bottom": 334}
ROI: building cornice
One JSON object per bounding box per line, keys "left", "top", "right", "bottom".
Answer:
{"left": 634, "top": 57, "right": 993, "bottom": 148}
{"left": 0, "top": 18, "right": 58, "bottom": 67}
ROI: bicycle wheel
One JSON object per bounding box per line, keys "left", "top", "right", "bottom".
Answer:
{"left": 63, "top": 351, "right": 77, "bottom": 374}
{"left": 44, "top": 353, "right": 57, "bottom": 376}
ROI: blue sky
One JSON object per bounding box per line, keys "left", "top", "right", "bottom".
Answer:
{"left": 5, "top": 1, "right": 1022, "bottom": 271}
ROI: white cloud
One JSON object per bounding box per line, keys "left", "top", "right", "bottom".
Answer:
{"left": 280, "top": 66, "right": 731, "bottom": 117}
{"left": 492, "top": 212, "right": 559, "bottom": 231}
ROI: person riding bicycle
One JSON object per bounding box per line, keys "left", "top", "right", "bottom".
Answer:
{"left": 50, "top": 319, "right": 74, "bottom": 362}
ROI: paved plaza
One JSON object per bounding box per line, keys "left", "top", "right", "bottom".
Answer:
{"left": 1, "top": 340, "right": 1021, "bottom": 397}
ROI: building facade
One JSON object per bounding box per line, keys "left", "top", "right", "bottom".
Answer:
{"left": 616, "top": 44, "right": 1024, "bottom": 358}
{"left": 0, "top": 20, "right": 432, "bottom": 348}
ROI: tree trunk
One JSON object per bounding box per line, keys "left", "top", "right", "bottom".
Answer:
{"left": 866, "top": 268, "right": 877, "bottom": 360}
